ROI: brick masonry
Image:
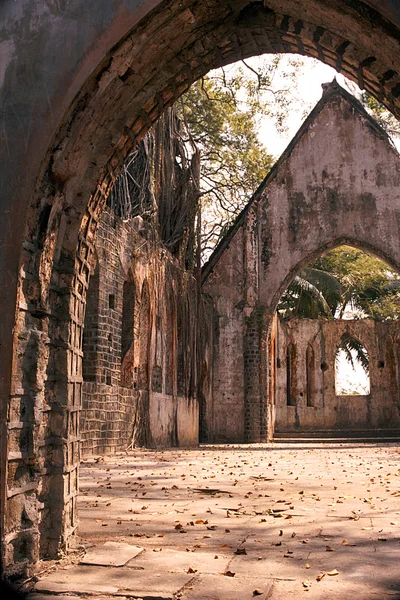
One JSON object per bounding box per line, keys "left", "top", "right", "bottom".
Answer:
{"left": 81, "top": 208, "right": 210, "bottom": 455}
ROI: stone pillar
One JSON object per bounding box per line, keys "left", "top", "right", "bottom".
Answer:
{"left": 243, "top": 307, "right": 262, "bottom": 442}
{"left": 244, "top": 308, "right": 275, "bottom": 443}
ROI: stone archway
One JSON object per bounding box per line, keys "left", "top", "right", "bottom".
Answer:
{"left": 3, "top": 0, "right": 400, "bottom": 577}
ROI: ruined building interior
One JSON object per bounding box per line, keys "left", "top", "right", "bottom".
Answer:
{"left": 80, "top": 81, "right": 400, "bottom": 462}
{"left": 3, "top": 0, "right": 400, "bottom": 591}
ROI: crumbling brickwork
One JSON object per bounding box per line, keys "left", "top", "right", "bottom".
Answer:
{"left": 81, "top": 208, "right": 209, "bottom": 454}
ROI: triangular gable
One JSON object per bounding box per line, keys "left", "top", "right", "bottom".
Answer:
{"left": 202, "top": 79, "right": 398, "bottom": 282}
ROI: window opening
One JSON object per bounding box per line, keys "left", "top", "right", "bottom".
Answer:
{"left": 286, "top": 344, "right": 296, "bottom": 406}
{"left": 335, "top": 333, "right": 370, "bottom": 395}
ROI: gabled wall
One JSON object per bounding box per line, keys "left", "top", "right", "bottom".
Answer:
{"left": 203, "top": 83, "right": 400, "bottom": 442}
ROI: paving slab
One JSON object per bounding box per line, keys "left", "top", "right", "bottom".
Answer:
{"left": 179, "top": 573, "right": 273, "bottom": 600}
{"left": 126, "top": 547, "right": 231, "bottom": 575}
{"left": 80, "top": 541, "right": 143, "bottom": 566}
{"left": 268, "top": 578, "right": 400, "bottom": 599}
{"left": 35, "top": 564, "right": 192, "bottom": 597}
{"left": 28, "top": 596, "right": 82, "bottom": 600}
{"left": 34, "top": 581, "right": 120, "bottom": 595}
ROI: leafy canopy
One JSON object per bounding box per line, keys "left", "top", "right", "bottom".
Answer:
{"left": 278, "top": 245, "right": 400, "bottom": 321}
{"left": 177, "top": 55, "right": 304, "bottom": 258}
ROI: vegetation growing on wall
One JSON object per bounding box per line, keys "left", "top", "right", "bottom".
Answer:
{"left": 108, "top": 55, "right": 304, "bottom": 264}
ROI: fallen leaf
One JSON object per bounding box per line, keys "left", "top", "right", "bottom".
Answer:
{"left": 341, "top": 539, "right": 357, "bottom": 546}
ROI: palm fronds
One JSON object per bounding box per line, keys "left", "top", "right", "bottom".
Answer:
{"left": 336, "top": 332, "right": 369, "bottom": 374}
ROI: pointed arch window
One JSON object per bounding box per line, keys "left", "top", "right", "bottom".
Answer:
{"left": 306, "top": 344, "right": 315, "bottom": 407}
{"left": 286, "top": 343, "right": 296, "bottom": 406}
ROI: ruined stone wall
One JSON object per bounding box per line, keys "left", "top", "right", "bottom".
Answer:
{"left": 202, "top": 229, "right": 246, "bottom": 443}
{"left": 275, "top": 319, "right": 400, "bottom": 433}
{"left": 203, "top": 84, "right": 400, "bottom": 443}
{"left": 81, "top": 208, "right": 207, "bottom": 454}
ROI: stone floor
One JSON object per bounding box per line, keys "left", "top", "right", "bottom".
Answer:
{"left": 30, "top": 442, "right": 400, "bottom": 599}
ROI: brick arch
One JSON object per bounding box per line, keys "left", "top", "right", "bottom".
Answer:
{"left": 4, "top": 0, "right": 400, "bottom": 577}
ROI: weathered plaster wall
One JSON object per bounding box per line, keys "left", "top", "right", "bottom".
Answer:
{"left": 204, "top": 83, "right": 400, "bottom": 443}
{"left": 275, "top": 318, "right": 400, "bottom": 432}
{"left": 81, "top": 208, "right": 205, "bottom": 454}
{"left": 202, "top": 229, "right": 246, "bottom": 443}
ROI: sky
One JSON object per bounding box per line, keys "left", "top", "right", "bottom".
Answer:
{"left": 251, "top": 54, "right": 400, "bottom": 158}
{"left": 336, "top": 349, "right": 370, "bottom": 395}
{"left": 259, "top": 57, "right": 345, "bottom": 157}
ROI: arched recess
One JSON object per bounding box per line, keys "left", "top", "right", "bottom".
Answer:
{"left": 306, "top": 344, "right": 315, "bottom": 407}
{"left": 286, "top": 343, "right": 296, "bottom": 406}
{"left": 138, "top": 280, "right": 151, "bottom": 390}
{"left": 3, "top": 0, "right": 400, "bottom": 577}
{"left": 120, "top": 278, "right": 137, "bottom": 388}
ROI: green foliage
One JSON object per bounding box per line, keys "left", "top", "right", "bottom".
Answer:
{"left": 278, "top": 267, "right": 341, "bottom": 320}
{"left": 279, "top": 245, "right": 400, "bottom": 321}
{"left": 359, "top": 91, "right": 400, "bottom": 139}
{"left": 177, "top": 55, "right": 304, "bottom": 257}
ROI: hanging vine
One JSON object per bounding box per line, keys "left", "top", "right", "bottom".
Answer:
{"left": 107, "top": 106, "right": 200, "bottom": 270}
